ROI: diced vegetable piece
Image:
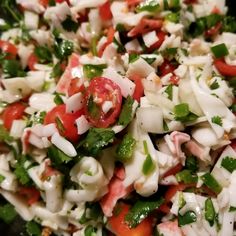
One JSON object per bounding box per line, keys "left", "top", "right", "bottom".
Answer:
{"left": 211, "top": 43, "right": 229, "bottom": 58}
{"left": 211, "top": 116, "right": 222, "bottom": 126}
{"left": 221, "top": 156, "right": 236, "bottom": 173}
{"left": 83, "top": 64, "right": 107, "bottom": 79}
{"left": 125, "top": 199, "right": 164, "bottom": 228}
{"left": 26, "top": 221, "right": 41, "bottom": 236}
{"left": 201, "top": 173, "right": 222, "bottom": 194}
{"left": 205, "top": 198, "right": 215, "bottom": 226}
{"left": 176, "top": 170, "right": 198, "bottom": 184}
{"left": 136, "top": 0, "right": 160, "bottom": 13}
{"left": 0, "top": 204, "right": 17, "bottom": 224}
{"left": 118, "top": 96, "right": 134, "bottom": 126}
{"left": 116, "top": 134, "right": 136, "bottom": 162}
{"left": 178, "top": 211, "right": 197, "bottom": 226}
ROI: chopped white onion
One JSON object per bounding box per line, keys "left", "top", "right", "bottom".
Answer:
{"left": 75, "top": 115, "right": 91, "bottom": 135}
{"left": 142, "top": 31, "right": 158, "bottom": 48}
{"left": 65, "top": 92, "right": 84, "bottom": 113}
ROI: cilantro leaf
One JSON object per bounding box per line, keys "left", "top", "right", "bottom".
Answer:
{"left": 34, "top": 46, "right": 52, "bottom": 64}
{"left": 221, "top": 156, "right": 236, "bottom": 173}
{"left": 26, "top": 221, "right": 41, "bottom": 236}
{"left": 77, "top": 128, "right": 115, "bottom": 156}
{"left": 61, "top": 15, "right": 79, "bottom": 32}
{"left": 0, "top": 203, "right": 17, "bottom": 224}
{"left": 14, "top": 155, "right": 31, "bottom": 185}
{"left": 2, "top": 59, "right": 26, "bottom": 78}
{"left": 0, "top": 125, "right": 14, "bottom": 142}
{"left": 118, "top": 96, "right": 134, "bottom": 126}
{"left": 47, "top": 145, "right": 72, "bottom": 167}
{"left": 83, "top": 64, "right": 107, "bottom": 79}
{"left": 211, "top": 116, "right": 222, "bottom": 126}
{"left": 125, "top": 199, "right": 164, "bottom": 228}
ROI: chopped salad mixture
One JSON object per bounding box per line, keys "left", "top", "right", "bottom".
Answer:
{"left": 0, "top": 0, "right": 236, "bottom": 235}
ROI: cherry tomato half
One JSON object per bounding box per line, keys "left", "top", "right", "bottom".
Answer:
{"left": 84, "top": 77, "right": 122, "bottom": 128}
{"left": 44, "top": 104, "right": 83, "bottom": 142}
{"left": 214, "top": 58, "right": 236, "bottom": 77}
{"left": 2, "top": 102, "right": 26, "bottom": 130}
{"left": 108, "top": 203, "right": 153, "bottom": 236}
{"left": 0, "top": 40, "right": 17, "bottom": 59}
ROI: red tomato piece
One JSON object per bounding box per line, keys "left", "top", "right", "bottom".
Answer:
{"left": 99, "top": 1, "right": 112, "bottom": 21}
{"left": 169, "top": 75, "right": 180, "bottom": 85}
{"left": 67, "top": 79, "right": 85, "bottom": 97}
{"left": 44, "top": 104, "right": 84, "bottom": 142}
{"left": 147, "top": 31, "right": 166, "bottom": 52}
{"left": 19, "top": 187, "right": 40, "bottom": 205}
{"left": 108, "top": 203, "right": 153, "bottom": 236}
{"left": 184, "top": 0, "right": 198, "bottom": 4}
{"left": 125, "top": 0, "right": 142, "bottom": 6}
{"left": 0, "top": 40, "right": 17, "bottom": 59}
{"left": 214, "top": 58, "right": 236, "bottom": 77}
{"left": 2, "top": 102, "right": 26, "bottom": 130}
{"left": 128, "top": 18, "right": 163, "bottom": 37}
{"left": 27, "top": 53, "right": 39, "bottom": 71}
{"left": 98, "top": 27, "right": 115, "bottom": 57}
{"left": 41, "top": 160, "right": 60, "bottom": 181}
{"left": 129, "top": 74, "right": 144, "bottom": 102}
{"left": 205, "top": 22, "right": 222, "bottom": 37}
{"left": 163, "top": 163, "right": 183, "bottom": 178}
{"left": 84, "top": 77, "right": 122, "bottom": 128}
{"left": 159, "top": 59, "right": 176, "bottom": 76}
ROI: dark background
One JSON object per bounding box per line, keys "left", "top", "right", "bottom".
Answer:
{"left": 0, "top": 0, "right": 236, "bottom": 235}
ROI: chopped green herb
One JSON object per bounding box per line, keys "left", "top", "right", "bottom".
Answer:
{"left": 77, "top": 128, "right": 115, "bottom": 156}
{"left": 136, "top": 0, "right": 160, "bottom": 13}
{"left": 169, "top": 0, "right": 180, "bottom": 11}
{"left": 211, "top": 43, "right": 229, "bottom": 58}
{"left": 113, "top": 37, "right": 125, "bottom": 53}
{"left": 163, "top": 0, "right": 169, "bottom": 10}
{"left": 116, "top": 134, "right": 136, "bottom": 162}
{"left": 162, "top": 47, "right": 178, "bottom": 57}
{"left": 54, "top": 93, "right": 64, "bottom": 105}
{"left": 129, "top": 53, "right": 140, "bottom": 63}
{"left": 142, "top": 153, "right": 155, "bottom": 175}
{"left": 14, "top": 155, "right": 31, "bottom": 185}
{"left": 0, "top": 203, "right": 17, "bottom": 224}
{"left": 26, "top": 221, "right": 41, "bottom": 236}
{"left": 54, "top": 38, "right": 74, "bottom": 60}
{"left": 61, "top": 15, "right": 79, "bottom": 32}
{"left": 165, "top": 84, "right": 173, "bottom": 100}
{"left": 211, "top": 116, "right": 222, "bottom": 126}
{"left": 205, "top": 198, "right": 215, "bottom": 226}
{"left": 2, "top": 59, "right": 26, "bottom": 78}
{"left": 47, "top": 144, "right": 72, "bottom": 167}
{"left": 0, "top": 125, "right": 14, "bottom": 142}
{"left": 51, "top": 62, "right": 64, "bottom": 78}
{"left": 0, "top": 174, "right": 5, "bottom": 183}
{"left": 176, "top": 170, "right": 198, "bottom": 184}
{"left": 118, "top": 96, "right": 135, "bottom": 126}
{"left": 178, "top": 211, "right": 197, "bottom": 226}
{"left": 91, "top": 36, "right": 98, "bottom": 56}
{"left": 178, "top": 192, "right": 186, "bottom": 209}
{"left": 163, "top": 120, "right": 169, "bottom": 131}
{"left": 34, "top": 45, "right": 52, "bottom": 64}
{"left": 174, "top": 103, "right": 198, "bottom": 123}
{"left": 84, "top": 225, "right": 96, "bottom": 236}
{"left": 55, "top": 117, "right": 65, "bottom": 133}
{"left": 185, "top": 155, "right": 198, "bottom": 173}
{"left": 229, "top": 206, "right": 236, "bottom": 212}
{"left": 221, "top": 156, "right": 236, "bottom": 173}
{"left": 142, "top": 57, "right": 156, "bottom": 65}
{"left": 210, "top": 80, "right": 219, "bottom": 90}
{"left": 125, "top": 198, "right": 164, "bottom": 228}
{"left": 222, "top": 16, "right": 236, "bottom": 33}
{"left": 116, "top": 24, "right": 126, "bottom": 32}
{"left": 83, "top": 64, "right": 107, "bottom": 79}
{"left": 201, "top": 173, "right": 222, "bottom": 194}
{"left": 165, "top": 12, "right": 180, "bottom": 23}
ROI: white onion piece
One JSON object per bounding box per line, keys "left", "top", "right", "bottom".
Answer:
{"left": 127, "top": 57, "right": 155, "bottom": 78}
{"left": 29, "top": 30, "right": 52, "bottom": 46}
{"left": 0, "top": 170, "right": 18, "bottom": 191}
{"left": 18, "top": 44, "right": 34, "bottom": 69}
{"left": 16, "top": 0, "right": 45, "bottom": 13}
{"left": 71, "top": 0, "right": 106, "bottom": 12}
{"left": 24, "top": 11, "right": 39, "bottom": 30}
{"left": 29, "top": 93, "right": 56, "bottom": 111}
{"left": 136, "top": 107, "right": 164, "bottom": 134}
{"left": 125, "top": 39, "right": 142, "bottom": 53}
{"left": 65, "top": 92, "right": 84, "bottom": 113}
{"left": 51, "top": 132, "right": 77, "bottom": 157}
{"left": 10, "top": 120, "right": 26, "bottom": 138}
{"left": 26, "top": 71, "right": 46, "bottom": 91}
{"left": 103, "top": 67, "right": 135, "bottom": 97}
{"left": 88, "top": 9, "right": 102, "bottom": 35}
{"left": 142, "top": 31, "right": 158, "bottom": 48}
{"left": 75, "top": 115, "right": 91, "bottom": 135}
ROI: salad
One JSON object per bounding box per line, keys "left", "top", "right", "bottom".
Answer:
{"left": 0, "top": 0, "right": 236, "bottom": 235}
